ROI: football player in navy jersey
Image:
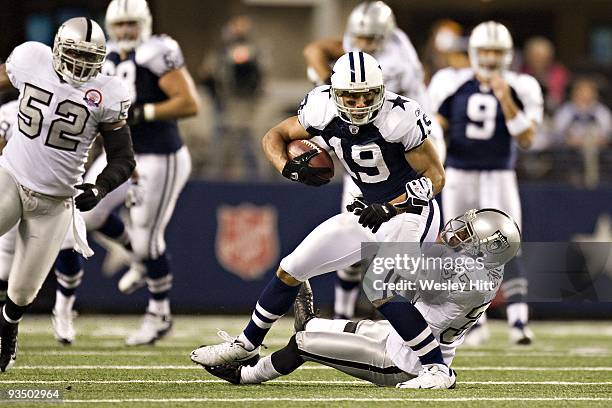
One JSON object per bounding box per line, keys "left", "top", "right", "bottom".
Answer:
{"left": 428, "top": 21, "right": 543, "bottom": 345}
{"left": 192, "top": 52, "right": 457, "bottom": 389}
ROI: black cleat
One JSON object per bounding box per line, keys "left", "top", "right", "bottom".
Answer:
{"left": 0, "top": 314, "right": 18, "bottom": 373}
{"left": 294, "top": 280, "right": 318, "bottom": 332}
{"left": 205, "top": 363, "right": 243, "bottom": 384}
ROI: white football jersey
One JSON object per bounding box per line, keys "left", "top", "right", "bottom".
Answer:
{"left": 0, "top": 42, "right": 130, "bottom": 197}
{"left": 385, "top": 245, "right": 504, "bottom": 373}
{"left": 0, "top": 100, "right": 18, "bottom": 143}
{"left": 343, "top": 28, "right": 428, "bottom": 109}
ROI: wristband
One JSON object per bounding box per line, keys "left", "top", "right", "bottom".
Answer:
{"left": 505, "top": 111, "right": 531, "bottom": 137}
{"left": 143, "top": 103, "right": 156, "bottom": 121}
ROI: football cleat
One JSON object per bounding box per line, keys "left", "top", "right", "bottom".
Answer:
{"left": 125, "top": 312, "right": 172, "bottom": 346}
{"left": 0, "top": 314, "right": 18, "bottom": 373}
{"left": 397, "top": 364, "right": 456, "bottom": 389}
{"left": 510, "top": 321, "right": 534, "bottom": 345}
{"left": 462, "top": 322, "right": 490, "bottom": 347}
{"left": 204, "top": 362, "right": 243, "bottom": 385}
{"left": 51, "top": 307, "right": 76, "bottom": 345}
{"left": 294, "top": 280, "right": 318, "bottom": 332}
{"left": 190, "top": 330, "right": 260, "bottom": 367}
{"left": 118, "top": 262, "right": 147, "bottom": 294}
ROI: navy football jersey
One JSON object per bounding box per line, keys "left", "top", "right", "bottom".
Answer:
{"left": 103, "top": 35, "right": 185, "bottom": 154}
{"left": 428, "top": 68, "right": 543, "bottom": 170}
{"left": 298, "top": 86, "right": 431, "bottom": 203}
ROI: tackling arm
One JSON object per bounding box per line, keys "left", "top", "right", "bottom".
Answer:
{"left": 303, "top": 38, "right": 345, "bottom": 85}
{"left": 405, "top": 139, "right": 446, "bottom": 196}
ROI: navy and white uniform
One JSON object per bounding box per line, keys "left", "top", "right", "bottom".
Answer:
{"left": 428, "top": 67, "right": 543, "bottom": 227}
{"left": 91, "top": 34, "right": 192, "bottom": 260}
{"left": 280, "top": 86, "right": 440, "bottom": 281}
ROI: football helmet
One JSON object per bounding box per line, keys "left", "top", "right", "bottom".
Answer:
{"left": 346, "top": 1, "right": 396, "bottom": 54}
{"left": 105, "top": 0, "right": 152, "bottom": 51}
{"left": 468, "top": 21, "right": 513, "bottom": 79}
{"left": 441, "top": 208, "right": 521, "bottom": 267}
{"left": 330, "top": 51, "right": 385, "bottom": 126}
{"left": 52, "top": 17, "right": 106, "bottom": 85}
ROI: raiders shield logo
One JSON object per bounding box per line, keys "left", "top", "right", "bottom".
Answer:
{"left": 215, "top": 204, "right": 279, "bottom": 280}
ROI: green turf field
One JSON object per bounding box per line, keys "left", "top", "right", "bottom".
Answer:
{"left": 1, "top": 316, "right": 611, "bottom": 407}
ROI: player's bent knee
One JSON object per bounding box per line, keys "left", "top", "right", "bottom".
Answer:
{"left": 276, "top": 268, "right": 302, "bottom": 287}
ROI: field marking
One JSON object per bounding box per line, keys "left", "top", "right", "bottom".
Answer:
{"left": 0, "top": 379, "right": 610, "bottom": 386}
{"left": 11, "top": 365, "right": 612, "bottom": 371}
{"left": 56, "top": 397, "right": 612, "bottom": 403}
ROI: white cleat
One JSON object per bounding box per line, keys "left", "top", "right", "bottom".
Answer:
{"left": 118, "top": 262, "right": 147, "bottom": 294}
{"left": 126, "top": 312, "right": 172, "bottom": 346}
{"left": 397, "top": 364, "right": 456, "bottom": 389}
{"left": 510, "top": 323, "right": 534, "bottom": 345}
{"left": 51, "top": 308, "right": 76, "bottom": 345}
{"left": 190, "top": 330, "right": 260, "bottom": 367}
{"left": 463, "top": 323, "right": 491, "bottom": 347}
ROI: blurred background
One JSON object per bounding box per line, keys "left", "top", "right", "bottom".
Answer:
{"left": 0, "top": 0, "right": 610, "bottom": 318}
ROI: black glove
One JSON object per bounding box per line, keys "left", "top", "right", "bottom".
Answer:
{"left": 358, "top": 202, "right": 397, "bottom": 233}
{"left": 282, "top": 149, "right": 331, "bottom": 186}
{"left": 346, "top": 196, "right": 368, "bottom": 214}
{"left": 127, "top": 104, "right": 145, "bottom": 126}
{"left": 74, "top": 183, "right": 107, "bottom": 212}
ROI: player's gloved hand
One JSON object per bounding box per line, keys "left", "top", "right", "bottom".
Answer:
{"left": 405, "top": 177, "right": 433, "bottom": 206}
{"left": 358, "top": 202, "right": 397, "bottom": 233}
{"left": 127, "top": 104, "right": 145, "bottom": 126}
{"left": 346, "top": 196, "right": 368, "bottom": 214}
{"left": 74, "top": 183, "right": 107, "bottom": 212}
{"left": 282, "top": 149, "right": 331, "bottom": 187}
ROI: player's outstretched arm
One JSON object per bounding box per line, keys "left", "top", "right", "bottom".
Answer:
{"left": 261, "top": 116, "right": 312, "bottom": 174}
{"left": 303, "top": 38, "right": 344, "bottom": 85}
{"left": 405, "top": 139, "right": 445, "bottom": 196}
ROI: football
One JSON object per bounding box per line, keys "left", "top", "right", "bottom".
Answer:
{"left": 287, "top": 139, "right": 334, "bottom": 180}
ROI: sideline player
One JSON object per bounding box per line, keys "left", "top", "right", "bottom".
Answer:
{"left": 428, "top": 21, "right": 543, "bottom": 345}
{"left": 304, "top": 0, "right": 445, "bottom": 321}
{"left": 0, "top": 17, "right": 135, "bottom": 371}
{"left": 204, "top": 209, "right": 521, "bottom": 389}
{"left": 191, "top": 52, "right": 455, "bottom": 388}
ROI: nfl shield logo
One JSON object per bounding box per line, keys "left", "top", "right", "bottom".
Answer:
{"left": 215, "top": 204, "right": 279, "bottom": 280}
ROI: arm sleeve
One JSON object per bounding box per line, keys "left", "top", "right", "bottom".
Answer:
{"left": 100, "top": 77, "right": 131, "bottom": 123}
{"left": 297, "top": 86, "right": 331, "bottom": 135}
{"left": 384, "top": 101, "right": 431, "bottom": 151}
{"left": 146, "top": 36, "right": 186, "bottom": 77}
{"left": 515, "top": 74, "right": 544, "bottom": 125}
{"left": 95, "top": 124, "right": 136, "bottom": 194}
{"left": 5, "top": 42, "right": 49, "bottom": 89}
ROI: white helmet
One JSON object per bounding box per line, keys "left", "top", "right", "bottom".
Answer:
{"left": 346, "top": 1, "right": 396, "bottom": 54}
{"left": 468, "top": 21, "right": 513, "bottom": 79}
{"left": 105, "top": 0, "right": 152, "bottom": 51}
{"left": 52, "top": 17, "right": 106, "bottom": 85}
{"left": 441, "top": 208, "right": 521, "bottom": 267}
{"left": 330, "top": 51, "right": 385, "bottom": 126}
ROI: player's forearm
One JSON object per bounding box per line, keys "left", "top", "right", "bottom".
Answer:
{"left": 423, "top": 167, "right": 445, "bottom": 196}
{"left": 145, "top": 94, "right": 199, "bottom": 121}
{"left": 498, "top": 94, "right": 535, "bottom": 149}
{"left": 303, "top": 42, "right": 337, "bottom": 83}
{"left": 262, "top": 128, "right": 289, "bottom": 173}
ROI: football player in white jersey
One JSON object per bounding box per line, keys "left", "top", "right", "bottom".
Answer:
{"left": 203, "top": 209, "right": 520, "bottom": 389}
{"left": 428, "top": 21, "right": 543, "bottom": 345}
{"left": 0, "top": 17, "right": 135, "bottom": 372}
{"left": 304, "top": 1, "right": 445, "bottom": 320}
{"left": 191, "top": 51, "right": 456, "bottom": 387}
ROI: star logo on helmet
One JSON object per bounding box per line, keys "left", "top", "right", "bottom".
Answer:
{"left": 387, "top": 96, "right": 408, "bottom": 110}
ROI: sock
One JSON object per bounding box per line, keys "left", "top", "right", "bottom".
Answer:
{"left": 241, "top": 274, "right": 300, "bottom": 350}
{"left": 507, "top": 302, "right": 529, "bottom": 326}
{"left": 54, "top": 249, "right": 84, "bottom": 297}
{"left": 305, "top": 317, "right": 351, "bottom": 333}
{"left": 54, "top": 290, "right": 75, "bottom": 314}
{"left": 99, "top": 213, "right": 131, "bottom": 249}
{"left": 145, "top": 254, "right": 173, "bottom": 301}
{"left": 240, "top": 355, "right": 283, "bottom": 384}
{"left": 334, "top": 280, "right": 360, "bottom": 319}
{"left": 377, "top": 297, "right": 446, "bottom": 370}
{"left": 147, "top": 298, "right": 170, "bottom": 316}
{"left": 0, "top": 279, "right": 7, "bottom": 308}
{"left": 3, "top": 297, "right": 29, "bottom": 323}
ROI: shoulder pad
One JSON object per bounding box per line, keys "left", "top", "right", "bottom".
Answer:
{"left": 135, "top": 35, "right": 185, "bottom": 77}
{"left": 428, "top": 67, "right": 473, "bottom": 112}
{"left": 5, "top": 42, "right": 52, "bottom": 88}
{"left": 376, "top": 91, "right": 428, "bottom": 150}
{"left": 297, "top": 86, "right": 337, "bottom": 132}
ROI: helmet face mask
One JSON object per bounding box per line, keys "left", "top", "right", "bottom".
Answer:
{"left": 331, "top": 51, "right": 385, "bottom": 126}
{"left": 468, "top": 21, "right": 513, "bottom": 80}
{"left": 105, "top": 0, "right": 152, "bottom": 52}
{"left": 52, "top": 18, "right": 106, "bottom": 85}
{"left": 346, "top": 1, "right": 396, "bottom": 55}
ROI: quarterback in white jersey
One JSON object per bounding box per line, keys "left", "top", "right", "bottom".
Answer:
{"left": 203, "top": 209, "right": 520, "bottom": 389}
{"left": 0, "top": 17, "right": 135, "bottom": 372}
{"left": 428, "top": 21, "right": 543, "bottom": 345}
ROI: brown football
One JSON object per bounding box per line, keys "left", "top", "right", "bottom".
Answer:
{"left": 287, "top": 139, "right": 334, "bottom": 180}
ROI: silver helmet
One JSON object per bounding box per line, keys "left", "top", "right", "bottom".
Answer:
{"left": 105, "top": 0, "right": 152, "bottom": 51}
{"left": 52, "top": 17, "right": 106, "bottom": 85}
{"left": 346, "top": 1, "right": 396, "bottom": 54}
{"left": 441, "top": 208, "right": 521, "bottom": 267}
